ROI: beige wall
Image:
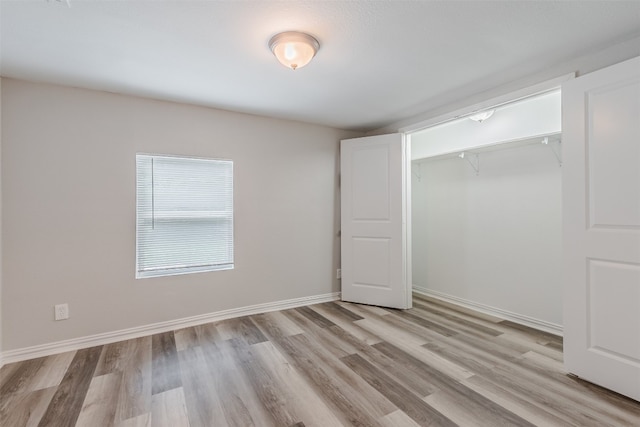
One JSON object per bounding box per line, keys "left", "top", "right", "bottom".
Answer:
{"left": 1, "top": 79, "right": 359, "bottom": 351}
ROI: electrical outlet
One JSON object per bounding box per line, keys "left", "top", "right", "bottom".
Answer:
{"left": 336, "top": 268, "right": 342, "bottom": 279}
{"left": 54, "top": 303, "right": 69, "bottom": 321}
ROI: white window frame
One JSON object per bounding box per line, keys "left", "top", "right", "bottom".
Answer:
{"left": 136, "top": 153, "right": 234, "bottom": 279}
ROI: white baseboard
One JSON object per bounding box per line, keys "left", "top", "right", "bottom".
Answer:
{"left": 1, "top": 292, "right": 341, "bottom": 366}
{"left": 412, "top": 286, "right": 563, "bottom": 337}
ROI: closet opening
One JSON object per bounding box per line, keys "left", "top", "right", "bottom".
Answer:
{"left": 408, "top": 89, "right": 563, "bottom": 335}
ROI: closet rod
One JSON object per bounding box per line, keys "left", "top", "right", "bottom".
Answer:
{"left": 413, "top": 132, "right": 562, "bottom": 164}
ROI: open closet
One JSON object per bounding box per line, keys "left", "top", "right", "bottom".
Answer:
{"left": 410, "top": 90, "right": 563, "bottom": 334}
{"left": 342, "top": 57, "right": 639, "bottom": 400}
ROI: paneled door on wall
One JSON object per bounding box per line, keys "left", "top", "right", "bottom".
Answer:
{"left": 340, "top": 134, "right": 411, "bottom": 309}
{"left": 562, "top": 56, "right": 640, "bottom": 401}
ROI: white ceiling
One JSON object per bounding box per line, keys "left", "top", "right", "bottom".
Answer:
{"left": 1, "top": 1, "right": 639, "bottom": 131}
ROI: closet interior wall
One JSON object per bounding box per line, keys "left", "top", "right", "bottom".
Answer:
{"left": 410, "top": 90, "right": 563, "bottom": 331}
{"left": 412, "top": 141, "right": 563, "bottom": 328}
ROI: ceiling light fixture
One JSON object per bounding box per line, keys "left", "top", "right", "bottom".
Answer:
{"left": 269, "top": 31, "right": 320, "bottom": 70}
{"left": 469, "top": 109, "right": 495, "bottom": 123}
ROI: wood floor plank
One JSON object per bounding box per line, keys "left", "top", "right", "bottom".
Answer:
{"left": 229, "top": 339, "right": 302, "bottom": 426}
{"left": 411, "top": 298, "right": 524, "bottom": 340}
{"left": 489, "top": 351, "right": 636, "bottom": 426}
{"left": 0, "top": 357, "right": 47, "bottom": 396}
{"left": 373, "top": 341, "right": 535, "bottom": 427}
{"left": 23, "top": 351, "right": 77, "bottom": 393}
{"left": 414, "top": 297, "right": 565, "bottom": 349}
{"left": 114, "top": 336, "right": 152, "bottom": 422}
{"left": 412, "top": 293, "right": 502, "bottom": 323}
{"left": 308, "top": 304, "right": 383, "bottom": 345}
{"left": 236, "top": 339, "right": 345, "bottom": 427}
{"left": 336, "top": 301, "right": 390, "bottom": 317}
{"left": 174, "top": 326, "right": 200, "bottom": 352}
{"left": 423, "top": 339, "right": 596, "bottom": 425}
{"left": 276, "top": 333, "right": 389, "bottom": 426}
{"left": 417, "top": 297, "right": 563, "bottom": 349}
{"left": 518, "top": 351, "right": 640, "bottom": 426}
{"left": 216, "top": 316, "right": 268, "bottom": 345}
{"left": 0, "top": 360, "right": 21, "bottom": 384}
{"left": 493, "top": 332, "right": 564, "bottom": 362}
{"left": 566, "top": 374, "right": 640, "bottom": 419}
{"left": 193, "top": 322, "right": 224, "bottom": 348}
{"left": 428, "top": 336, "right": 627, "bottom": 426}
{"left": 0, "top": 386, "right": 56, "bottom": 427}
{"left": 295, "top": 305, "right": 337, "bottom": 328}
{"left": 326, "top": 322, "right": 435, "bottom": 414}
{"left": 423, "top": 390, "right": 532, "bottom": 427}
{"left": 216, "top": 340, "right": 277, "bottom": 427}
{"left": 75, "top": 372, "right": 122, "bottom": 427}
{"left": 381, "top": 410, "right": 422, "bottom": 427}
{"left": 411, "top": 301, "right": 504, "bottom": 339}
{"left": 150, "top": 387, "right": 190, "bottom": 427}
{"left": 354, "top": 318, "right": 429, "bottom": 348}
{"left": 282, "top": 308, "right": 359, "bottom": 358}
{"left": 95, "top": 340, "right": 135, "bottom": 376}
{"left": 375, "top": 307, "right": 461, "bottom": 343}
{"left": 151, "top": 331, "right": 182, "bottom": 395}
{"left": 182, "top": 337, "right": 275, "bottom": 427}
{"left": 179, "top": 345, "right": 229, "bottom": 427}
{"left": 3, "top": 293, "right": 639, "bottom": 426}
{"left": 341, "top": 353, "right": 457, "bottom": 427}
{"left": 115, "top": 413, "right": 151, "bottom": 427}
{"left": 254, "top": 315, "right": 397, "bottom": 419}
{"left": 499, "top": 319, "right": 562, "bottom": 345}
{"left": 461, "top": 375, "right": 571, "bottom": 426}
{"left": 354, "top": 318, "right": 473, "bottom": 381}
{"left": 251, "top": 311, "right": 305, "bottom": 341}
{"left": 253, "top": 340, "right": 345, "bottom": 427}
{"left": 321, "top": 301, "right": 365, "bottom": 321}
{"left": 384, "top": 308, "right": 458, "bottom": 337}
{"left": 37, "top": 346, "right": 102, "bottom": 427}
{"left": 412, "top": 297, "right": 497, "bottom": 325}
{"left": 452, "top": 329, "right": 527, "bottom": 362}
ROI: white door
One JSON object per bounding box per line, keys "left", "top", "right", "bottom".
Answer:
{"left": 563, "top": 56, "right": 640, "bottom": 401}
{"left": 340, "top": 134, "right": 411, "bottom": 309}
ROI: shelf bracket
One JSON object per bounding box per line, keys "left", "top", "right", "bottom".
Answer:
{"left": 542, "top": 137, "right": 562, "bottom": 167}
{"left": 459, "top": 152, "right": 480, "bottom": 175}
{"left": 412, "top": 163, "right": 422, "bottom": 182}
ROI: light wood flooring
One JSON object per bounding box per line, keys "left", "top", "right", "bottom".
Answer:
{"left": 1, "top": 293, "right": 639, "bottom": 426}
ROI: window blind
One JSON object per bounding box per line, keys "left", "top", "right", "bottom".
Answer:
{"left": 136, "top": 154, "right": 234, "bottom": 278}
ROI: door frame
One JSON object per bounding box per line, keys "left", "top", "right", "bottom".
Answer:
{"left": 402, "top": 135, "right": 412, "bottom": 308}
{"left": 399, "top": 73, "right": 574, "bottom": 306}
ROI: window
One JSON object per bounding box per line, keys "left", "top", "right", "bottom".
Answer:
{"left": 136, "top": 154, "right": 234, "bottom": 278}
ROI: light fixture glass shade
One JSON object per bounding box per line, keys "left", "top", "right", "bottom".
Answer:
{"left": 469, "top": 109, "right": 495, "bottom": 122}
{"left": 269, "top": 31, "right": 320, "bottom": 70}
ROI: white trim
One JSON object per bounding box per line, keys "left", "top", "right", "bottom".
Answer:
{"left": 399, "top": 73, "right": 575, "bottom": 134}
{"left": 413, "top": 286, "right": 563, "bottom": 337}
{"left": 403, "top": 134, "right": 413, "bottom": 309}
{"left": 1, "top": 292, "right": 341, "bottom": 365}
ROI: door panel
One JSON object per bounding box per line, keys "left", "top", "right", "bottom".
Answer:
{"left": 341, "top": 134, "right": 411, "bottom": 309}
{"left": 588, "top": 260, "right": 640, "bottom": 361}
{"left": 562, "top": 56, "right": 640, "bottom": 401}
{"left": 587, "top": 80, "right": 640, "bottom": 227}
